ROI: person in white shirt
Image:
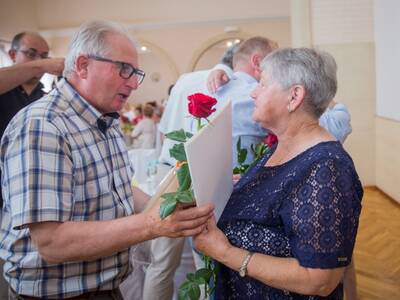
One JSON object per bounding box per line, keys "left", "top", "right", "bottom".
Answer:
{"left": 131, "top": 104, "right": 157, "bottom": 149}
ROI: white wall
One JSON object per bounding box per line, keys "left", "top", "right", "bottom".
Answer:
{"left": 0, "top": 0, "right": 38, "bottom": 40}
{"left": 374, "top": 0, "right": 400, "bottom": 202}
{"left": 374, "top": 0, "right": 400, "bottom": 122}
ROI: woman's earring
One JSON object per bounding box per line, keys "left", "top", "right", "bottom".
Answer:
{"left": 287, "top": 104, "right": 292, "bottom": 113}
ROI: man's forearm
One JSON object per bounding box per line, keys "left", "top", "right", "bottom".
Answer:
{"left": 29, "top": 214, "right": 155, "bottom": 264}
{"left": 132, "top": 186, "right": 150, "bottom": 213}
{"left": 0, "top": 61, "right": 44, "bottom": 94}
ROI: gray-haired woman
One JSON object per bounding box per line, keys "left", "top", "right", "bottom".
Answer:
{"left": 194, "top": 48, "right": 363, "bottom": 300}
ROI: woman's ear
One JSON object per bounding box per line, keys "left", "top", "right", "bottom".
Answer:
{"left": 287, "top": 85, "right": 306, "bottom": 112}
{"left": 75, "top": 55, "right": 89, "bottom": 79}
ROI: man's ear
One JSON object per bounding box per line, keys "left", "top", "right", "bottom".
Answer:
{"left": 287, "top": 85, "right": 306, "bottom": 112}
{"left": 75, "top": 55, "right": 89, "bottom": 79}
{"left": 8, "top": 49, "right": 17, "bottom": 63}
{"left": 251, "top": 53, "right": 263, "bottom": 79}
{"left": 250, "top": 53, "right": 262, "bottom": 70}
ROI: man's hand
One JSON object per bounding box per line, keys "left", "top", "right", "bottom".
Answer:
{"left": 207, "top": 69, "right": 230, "bottom": 93}
{"left": 38, "top": 57, "right": 65, "bottom": 76}
{"left": 146, "top": 200, "right": 214, "bottom": 238}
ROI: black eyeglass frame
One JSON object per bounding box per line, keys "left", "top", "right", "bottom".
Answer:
{"left": 16, "top": 48, "right": 49, "bottom": 60}
{"left": 88, "top": 55, "right": 145, "bottom": 84}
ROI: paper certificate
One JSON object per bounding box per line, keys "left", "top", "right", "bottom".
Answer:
{"left": 185, "top": 101, "right": 233, "bottom": 221}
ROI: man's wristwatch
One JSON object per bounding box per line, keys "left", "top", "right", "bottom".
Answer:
{"left": 238, "top": 251, "right": 254, "bottom": 277}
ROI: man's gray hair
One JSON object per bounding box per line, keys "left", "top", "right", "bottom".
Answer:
{"left": 63, "top": 20, "right": 136, "bottom": 78}
{"left": 233, "top": 36, "right": 278, "bottom": 67}
{"left": 261, "top": 48, "right": 337, "bottom": 117}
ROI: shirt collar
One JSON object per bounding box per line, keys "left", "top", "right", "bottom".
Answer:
{"left": 56, "top": 78, "right": 120, "bottom": 133}
{"left": 232, "top": 71, "right": 258, "bottom": 84}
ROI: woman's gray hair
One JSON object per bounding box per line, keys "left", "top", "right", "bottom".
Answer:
{"left": 63, "top": 20, "right": 136, "bottom": 78}
{"left": 261, "top": 48, "right": 337, "bottom": 117}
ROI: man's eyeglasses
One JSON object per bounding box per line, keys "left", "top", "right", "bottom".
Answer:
{"left": 17, "top": 48, "right": 49, "bottom": 60}
{"left": 88, "top": 55, "right": 145, "bottom": 85}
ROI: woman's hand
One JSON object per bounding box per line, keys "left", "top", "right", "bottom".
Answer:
{"left": 232, "top": 174, "right": 241, "bottom": 185}
{"left": 193, "top": 216, "right": 232, "bottom": 261}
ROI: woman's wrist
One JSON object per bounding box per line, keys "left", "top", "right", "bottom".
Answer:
{"left": 219, "top": 243, "right": 235, "bottom": 265}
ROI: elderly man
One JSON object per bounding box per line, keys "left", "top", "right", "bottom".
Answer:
{"left": 0, "top": 20, "right": 213, "bottom": 300}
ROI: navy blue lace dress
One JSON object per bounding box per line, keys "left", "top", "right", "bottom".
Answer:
{"left": 215, "top": 141, "right": 363, "bottom": 300}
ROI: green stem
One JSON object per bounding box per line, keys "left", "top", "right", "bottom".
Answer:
{"left": 197, "top": 118, "right": 202, "bottom": 131}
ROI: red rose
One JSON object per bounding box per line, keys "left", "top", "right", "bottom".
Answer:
{"left": 187, "top": 93, "right": 217, "bottom": 119}
{"left": 264, "top": 133, "right": 278, "bottom": 148}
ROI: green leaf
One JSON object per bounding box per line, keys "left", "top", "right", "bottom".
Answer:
{"left": 238, "top": 148, "right": 248, "bottom": 165}
{"left": 233, "top": 167, "right": 241, "bottom": 175}
{"left": 159, "top": 196, "right": 178, "bottom": 219}
{"left": 185, "top": 132, "right": 194, "bottom": 139}
{"left": 177, "top": 189, "right": 195, "bottom": 204}
{"left": 177, "top": 163, "right": 192, "bottom": 192}
{"left": 195, "top": 268, "right": 213, "bottom": 284}
{"left": 253, "top": 143, "right": 267, "bottom": 158}
{"left": 178, "top": 281, "right": 201, "bottom": 300}
{"left": 165, "top": 129, "right": 189, "bottom": 142}
{"left": 236, "top": 136, "right": 242, "bottom": 153}
{"left": 169, "top": 143, "right": 187, "bottom": 161}
{"left": 186, "top": 273, "right": 196, "bottom": 281}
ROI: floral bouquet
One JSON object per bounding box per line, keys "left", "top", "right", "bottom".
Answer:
{"left": 159, "top": 92, "right": 218, "bottom": 300}
{"left": 159, "top": 93, "right": 218, "bottom": 219}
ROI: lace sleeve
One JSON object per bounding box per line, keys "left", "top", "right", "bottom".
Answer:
{"left": 284, "top": 156, "right": 362, "bottom": 269}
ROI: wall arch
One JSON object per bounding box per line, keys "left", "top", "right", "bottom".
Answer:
{"left": 187, "top": 32, "right": 251, "bottom": 72}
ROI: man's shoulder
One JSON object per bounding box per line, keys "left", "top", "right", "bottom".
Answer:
{"left": 216, "top": 75, "right": 256, "bottom": 99}
{"left": 6, "top": 89, "right": 71, "bottom": 134}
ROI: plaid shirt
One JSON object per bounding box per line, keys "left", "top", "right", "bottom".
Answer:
{"left": 0, "top": 79, "right": 135, "bottom": 298}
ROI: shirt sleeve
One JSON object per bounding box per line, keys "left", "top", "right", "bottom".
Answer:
{"left": 319, "top": 103, "right": 352, "bottom": 143}
{"left": 2, "top": 118, "right": 74, "bottom": 230}
{"left": 284, "top": 156, "right": 362, "bottom": 269}
{"left": 211, "top": 63, "right": 233, "bottom": 78}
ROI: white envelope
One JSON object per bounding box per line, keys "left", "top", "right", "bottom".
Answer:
{"left": 185, "top": 101, "right": 233, "bottom": 221}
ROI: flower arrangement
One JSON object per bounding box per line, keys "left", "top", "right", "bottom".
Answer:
{"left": 159, "top": 93, "right": 218, "bottom": 219}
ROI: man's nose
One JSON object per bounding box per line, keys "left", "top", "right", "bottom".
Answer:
{"left": 126, "top": 75, "right": 139, "bottom": 90}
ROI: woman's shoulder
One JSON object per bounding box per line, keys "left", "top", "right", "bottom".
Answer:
{"left": 302, "top": 141, "right": 353, "bottom": 165}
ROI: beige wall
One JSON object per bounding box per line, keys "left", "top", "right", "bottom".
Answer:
{"left": 310, "top": 0, "right": 376, "bottom": 187}
{"left": 0, "top": 0, "right": 38, "bottom": 40}
{"left": 376, "top": 117, "right": 400, "bottom": 201}
{"left": 317, "top": 43, "right": 376, "bottom": 187}
{"left": 34, "top": 0, "right": 289, "bottom": 29}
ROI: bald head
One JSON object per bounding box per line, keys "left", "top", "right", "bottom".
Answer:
{"left": 11, "top": 32, "right": 48, "bottom": 51}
